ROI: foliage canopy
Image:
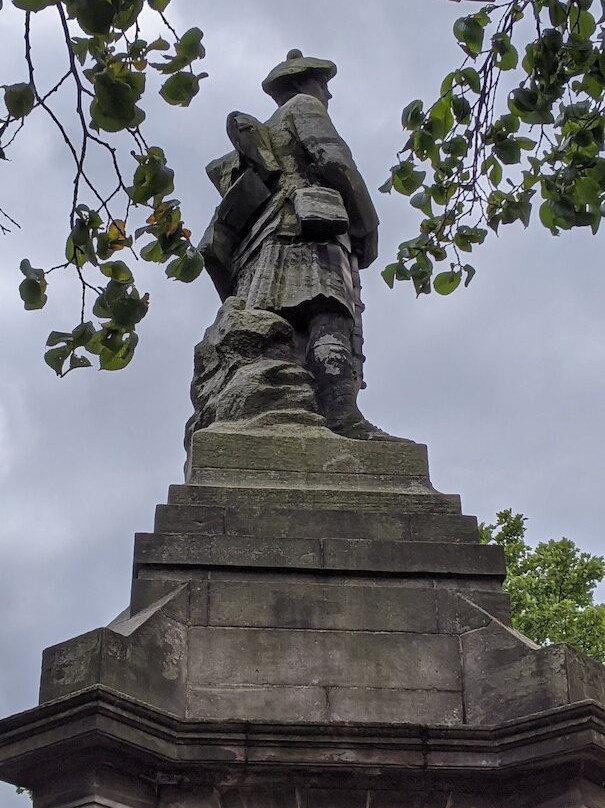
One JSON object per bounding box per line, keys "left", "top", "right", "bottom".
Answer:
{"left": 1, "top": 0, "right": 206, "bottom": 375}
{"left": 382, "top": 0, "right": 605, "bottom": 297}
{"left": 479, "top": 508, "right": 605, "bottom": 662}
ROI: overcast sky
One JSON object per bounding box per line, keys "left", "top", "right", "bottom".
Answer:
{"left": 1, "top": 1, "right": 604, "bottom": 803}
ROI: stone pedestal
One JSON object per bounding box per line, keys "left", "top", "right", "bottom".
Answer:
{"left": 2, "top": 426, "right": 605, "bottom": 807}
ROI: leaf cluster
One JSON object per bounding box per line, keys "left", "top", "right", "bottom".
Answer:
{"left": 383, "top": 0, "right": 605, "bottom": 296}
{"left": 1, "top": 0, "right": 207, "bottom": 374}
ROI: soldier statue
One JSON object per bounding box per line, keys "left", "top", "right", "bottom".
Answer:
{"left": 200, "top": 49, "right": 383, "bottom": 439}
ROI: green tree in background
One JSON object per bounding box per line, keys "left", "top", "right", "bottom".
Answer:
{"left": 479, "top": 508, "right": 605, "bottom": 662}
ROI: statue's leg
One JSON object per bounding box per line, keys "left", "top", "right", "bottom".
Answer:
{"left": 306, "top": 309, "right": 366, "bottom": 434}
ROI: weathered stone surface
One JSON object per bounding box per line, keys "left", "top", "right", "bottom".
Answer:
{"left": 34, "top": 764, "right": 157, "bottom": 808}
{"left": 188, "top": 627, "right": 461, "bottom": 691}
{"left": 187, "top": 685, "right": 329, "bottom": 722}
{"left": 206, "top": 578, "right": 440, "bottom": 632}
{"left": 40, "top": 590, "right": 188, "bottom": 715}
{"left": 167, "top": 483, "right": 461, "bottom": 514}
{"left": 134, "top": 533, "right": 505, "bottom": 579}
{"left": 328, "top": 686, "right": 463, "bottom": 725}
{"left": 322, "top": 539, "right": 504, "bottom": 576}
{"left": 462, "top": 623, "right": 575, "bottom": 724}
{"left": 189, "top": 428, "right": 428, "bottom": 477}
{"left": 185, "top": 299, "right": 322, "bottom": 447}
{"left": 136, "top": 532, "right": 322, "bottom": 570}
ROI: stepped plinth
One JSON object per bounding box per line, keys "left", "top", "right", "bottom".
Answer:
{"left": 2, "top": 425, "right": 605, "bottom": 807}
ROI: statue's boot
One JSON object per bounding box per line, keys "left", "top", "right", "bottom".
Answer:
{"left": 306, "top": 312, "right": 393, "bottom": 441}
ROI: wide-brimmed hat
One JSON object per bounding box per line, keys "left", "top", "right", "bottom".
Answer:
{"left": 262, "top": 49, "right": 337, "bottom": 99}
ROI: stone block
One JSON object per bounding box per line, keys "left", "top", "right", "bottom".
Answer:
{"left": 154, "top": 504, "right": 225, "bottom": 534}
{"left": 462, "top": 624, "right": 571, "bottom": 724}
{"left": 218, "top": 786, "right": 299, "bottom": 808}
{"left": 411, "top": 513, "right": 478, "bottom": 543}
{"left": 160, "top": 787, "right": 221, "bottom": 808}
{"left": 296, "top": 788, "right": 369, "bottom": 808}
{"left": 33, "top": 763, "right": 156, "bottom": 808}
{"left": 225, "top": 505, "right": 410, "bottom": 540}
{"left": 40, "top": 593, "right": 188, "bottom": 714}
{"left": 436, "top": 591, "right": 495, "bottom": 635}
{"left": 135, "top": 533, "right": 322, "bottom": 570}
{"left": 187, "top": 684, "right": 328, "bottom": 722}
{"left": 369, "top": 792, "right": 451, "bottom": 808}
{"left": 189, "top": 429, "right": 429, "bottom": 477}
{"left": 188, "top": 466, "right": 431, "bottom": 492}
{"left": 130, "top": 578, "right": 183, "bottom": 615}
{"left": 328, "top": 686, "right": 463, "bottom": 725}
{"left": 566, "top": 645, "right": 605, "bottom": 705}
{"left": 188, "top": 627, "right": 461, "bottom": 691}
{"left": 168, "top": 483, "right": 461, "bottom": 515}
{"left": 323, "top": 539, "right": 505, "bottom": 577}
{"left": 207, "top": 579, "right": 440, "bottom": 632}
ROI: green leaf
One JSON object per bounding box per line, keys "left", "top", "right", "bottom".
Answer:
{"left": 410, "top": 189, "right": 433, "bottom": 216}
{"left": 69, "top": 353, "right": 92, "bottom": 370}
{"left": 489, "top": 160, "right": 503, "bottom": 186}
{"left": 176, "top": 26, "right": 205, "bottom": 62}
{"left": 127, "top": 150, "right": 175, "bottom": 204}
{"left": 3, "top": 82, "right": 35, "bottom": 118}
{"left": 11, "top": 0, "right": 56, "bottom": 9}
{"left": 508, "top": 87, "right": 539, "bottom": 115}
{"left": 382, "top": 263, "right": 398, "bottom": 289}
{"left": 90, "top": 68, "right": 146, "bottom": 132}
{"left": 452, "top": 95, "right": 471, "bottom": 124}
{"left": 433, "top": 270, "right": 462, "bottom": 295}
{"left": 20, "top": 258, "right": 44, "bottom": 281}
{"left": 401, "top": 99, "right": 424, "bottom": 130}
{"left": 165, "top": 247, "right": 204, "bottom": 282}
{"left": 442, "top": 134, "right": 468, "bottom": 158}
{"left": 428, "top": 97, "right": 454, "bottom": 140}
{"left": 72, "top": 0, "right": 115, "bottom": 35}
{"left": 569, "top": 6, "right": 596, "bottom": 37}
{"left": 453, "top": 16, "right": 485, "bottom": 58}
{"left": 99, "top": 332, "right": 139, "bottom": 371}
{"left": 460, "top": 67, "right": 481, "bottom": 94}
{"left": 65, "top": 235, "right": 87, "bottom": 267}
{"left": 99, "top": 260, "right": 133, "bottom": 282}
{"left": 494, "top": 137, "right": 521, "bottom": 165}
{"left": 516, "top": 137, "right": 537, "bottom": 151}
{"left": 140, "top": 238, "right": 166, "bottom": 262}
{"left": 19, "top": 277, "right": 47, "bottom": 309}
{"left": 159, "top": 72, "right": 200, "bottom": 107}
{"left": 46, "top": 330, "right": 73, "bottom": 347}
{"left": 44, "top": 345, "right": 71, "bottom": 376}
{"left": 148, "top": 0, "right": 171, "bottom": 9}
{"left": 392, "top": 162, "right": 426, "bottom": 196}
{"left": 491, "top": 32, "right": 518, "bottom": 70}
{"left": 72, "top": 320, "right": 96, "bottom": 347}
{"left": 549, "top": 0, "right": 567, "bottom": 27}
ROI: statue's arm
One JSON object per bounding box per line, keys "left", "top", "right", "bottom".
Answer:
{"left": 290, "top": 94, "right": 379, "bottom": 268}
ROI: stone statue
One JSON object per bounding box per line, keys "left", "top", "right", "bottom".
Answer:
{"left": 191, "top": 50, "right": 388, "bottom": 442}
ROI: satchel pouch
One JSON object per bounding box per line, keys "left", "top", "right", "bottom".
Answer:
{"left": 292, "top": 186, "right": 349, "bottom": 240}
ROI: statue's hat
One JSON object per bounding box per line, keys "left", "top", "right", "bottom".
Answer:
{"left": 262, "top": 49, "right": 337, "bottom": 99}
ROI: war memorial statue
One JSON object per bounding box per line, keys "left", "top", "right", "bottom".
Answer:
{"left": 2, "top": 50, "right": 605, "bottom": 808}
{"left": 187, "top": 49, "right": 390, "bottom": 444}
